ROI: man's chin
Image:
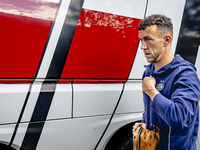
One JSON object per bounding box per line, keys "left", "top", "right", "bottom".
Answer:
{"left": 146, "top": 58, "right": 153, "bottom": 63}
{"left": 146, "top": 57, "right": 158, "bottom": 64}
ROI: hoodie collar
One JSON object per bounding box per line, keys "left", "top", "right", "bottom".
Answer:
{"left": 144, "top": 54, "right": 193, "bottom": 75}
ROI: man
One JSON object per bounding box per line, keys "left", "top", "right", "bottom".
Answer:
{"left": 133, "top": 14, "right": 200, "bottom": 149}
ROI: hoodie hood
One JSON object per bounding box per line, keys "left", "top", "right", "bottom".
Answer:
{"left": 144, "top": 54, "right": 196, "bottom": 75}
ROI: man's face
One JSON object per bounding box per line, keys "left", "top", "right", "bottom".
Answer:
{"left": 139, "top": 25, "right": 164, "bottom": 64}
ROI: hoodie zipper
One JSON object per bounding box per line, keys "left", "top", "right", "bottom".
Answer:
{"left": 168, "top": 127, "right": 171, "bottom": 150}
{"left": 144, "top": 65, "right": 155, "bottom": 129}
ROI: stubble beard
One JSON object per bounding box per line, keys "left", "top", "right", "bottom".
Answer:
{"left": 148, "top": 50, "right": 162, "bottom": 64}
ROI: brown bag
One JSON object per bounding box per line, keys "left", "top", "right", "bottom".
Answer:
{"left": 133, "top": 126, "right": 160, "bottom": 150}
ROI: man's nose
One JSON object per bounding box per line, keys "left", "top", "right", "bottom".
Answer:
{"left": 141, "top": 41, "right": 147, "bottom": 50}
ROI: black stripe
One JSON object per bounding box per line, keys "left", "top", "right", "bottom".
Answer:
{"left": 144, "top": 0, "right": 149, "bottom": 18}
{"left": 9, "top": 82, "right": 34, "bottom": 147}
{"left": 175, "top": 0, "right": 200, "bottom": 65}
{"left": 28, "top": 83, "right": 57, "bottom": 122}
{"left": 20, "top": 83, "right": 56, "bottom": 150}
{"left": 46, "top": 0, "right": 84, "bottom": 79}
{"left": 9, "top": 1, "right": 62, "bottom": 147}
{"left": 20, "top": 0, "right": 84, "bottom": 149}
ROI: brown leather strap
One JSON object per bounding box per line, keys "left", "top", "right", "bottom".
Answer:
{"left": 137, "top": 127, "right": 143, "bottom": 150}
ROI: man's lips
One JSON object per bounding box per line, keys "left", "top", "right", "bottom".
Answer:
{"left": 144, "top": 52, "right": 151, "bottom": 58}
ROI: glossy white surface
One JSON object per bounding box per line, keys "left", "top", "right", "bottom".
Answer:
{"left": 44, "top": 0, "right": 59, "bottom": 3}
{"left": 116, "top": 81, "right": 144, "bottom": 114}
{"left": 73, "top": 84, "right": 123, "bottom": 117}
{"left": 83, "top": 0, "right": 147, "bottom": 19}
{"left": 47, "top": 84, "right": 72, "bottom": 119}
{"left": 0, "top": 124, "right": 16, "bottom": 147}
{"left": 0, "top": 84, "right": 29, "bottom": 124}
{"left": 36, "top": 116, "right": 110, "bottom": 150}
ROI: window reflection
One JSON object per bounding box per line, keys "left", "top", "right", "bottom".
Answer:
{"left": 0, "top": 0, "right": 58, "bottom": 21}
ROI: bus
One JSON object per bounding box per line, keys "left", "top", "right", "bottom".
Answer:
{"left": 0, "top": 0, "right": 200, "bottom": 149}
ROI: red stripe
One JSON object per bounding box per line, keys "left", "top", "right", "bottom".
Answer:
{"left": 73, "top": 79, "right": 126, "bottom": 84}
{"left": 0, "top": 79, "right": 32, "bottom": 84}
{"left": 0, "top": 0, "right": 58, "bottom": 79}
{"left": 61, "top": 9, "right": 141, "bottom": 80}
{"left": 58, "top": 79, "right": 125, "bottom": 84}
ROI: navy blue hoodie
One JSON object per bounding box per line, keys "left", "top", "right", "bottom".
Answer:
{"left": 142, "top": 54, "right": 200, "bottom": 150}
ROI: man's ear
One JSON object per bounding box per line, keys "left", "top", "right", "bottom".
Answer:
{"left": 163, "top": 35, "right": 171, "bottom": 47}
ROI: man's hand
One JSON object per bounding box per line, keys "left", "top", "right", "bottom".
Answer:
{"left": 142, "top": 76, "right": 159, "bottom": 101}
{"left": 132, "top": 123, "right": 147, "bottom": 134}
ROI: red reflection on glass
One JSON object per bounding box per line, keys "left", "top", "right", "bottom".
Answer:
{"left": 0, "top": 0, "right": 58, "bottom": 78}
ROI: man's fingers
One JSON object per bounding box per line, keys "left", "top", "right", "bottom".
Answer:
{"left": 141, "top": 123, "right": 147, "bottom": 129}
{"left": 132, "top": 123, "right": 147, "bottom": 134}
{"left": 132, "top": 123, "right": 141, "bottom": 130}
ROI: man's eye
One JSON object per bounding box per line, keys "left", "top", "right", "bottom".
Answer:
{"left": 145, "top": 38, "right": 150, "bottom": 41}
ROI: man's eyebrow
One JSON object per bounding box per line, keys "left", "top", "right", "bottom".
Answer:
{"left": 139, "top": 36, "right": 151, "bottom": 40}
{"left": 144, "top": 36, "right": 152, "bottom": 39}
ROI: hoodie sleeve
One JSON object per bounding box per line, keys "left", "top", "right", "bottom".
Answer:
{"left": 141, "top": 112, "right": 146, "bottom": 123}
{"left": 151, "top": 68, "right": 200, "bottom": 130}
